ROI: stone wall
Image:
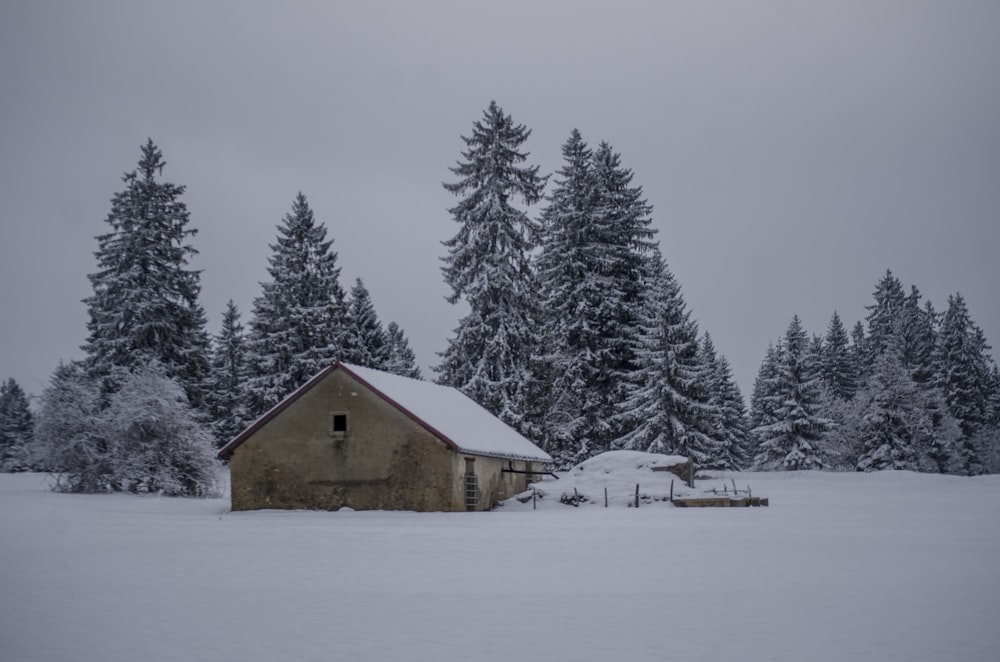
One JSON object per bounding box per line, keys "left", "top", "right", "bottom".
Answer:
{"left": 230, "top": 370, "right": 458, "bottom": 511}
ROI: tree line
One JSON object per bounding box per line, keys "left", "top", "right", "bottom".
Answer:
{"left": 1, "top": 103, "right": 997, "bottom": 491}
{"left": 749, "top": 272, "right": 1000, "bottom": 474}
{"left": 2, "top": 141, "right": 420, "bottom": 494}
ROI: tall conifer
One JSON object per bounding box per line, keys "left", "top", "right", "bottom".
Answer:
{"left": 83, "top": 139, "right": 210, "bottom": 408}
{"left": 245, "top": 193, "right": 346, "bottom": 415}
{"left": 436, "top": 101, "right": 546, "bottom": 432}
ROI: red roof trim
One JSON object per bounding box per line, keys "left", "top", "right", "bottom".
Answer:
{"left": 218, "top": 362, "right": 476, "bottom": 460}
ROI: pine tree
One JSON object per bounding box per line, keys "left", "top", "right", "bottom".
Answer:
{"left": 899, "top": 287, "right": 938, "bottom": 387}
{"left": 753, "top": 316, "right": 831, "bottom": 470}
{"left": 821, "top": 311, "right": 857, "bottom": 400}
{"left": 245, "top": 192, "right": 346, "bottom": 416}
{"left": 383, "top": 322, "right": 422, "bottom": 379}
{"left": 533, "top": 130, "right": 660, "bottom": 463}
{"left": 616, "top": 256, "right": 708, "bottom": 462}
{"left": 855, "top": 347, "right": 961, "bottom": 473}
{"left": 206, "top": 300, "right": 250, "bottom": 448}
{"left": 0, "top": 378, "right": 34, "bottom": 472}
{"left": 343, "top": 278, "right": 389, "bottom": 369}
{"left": 750, "top": 342, "right": 782, "bottom": 432}
{"left": 864, "top": 270, "right": 906, "bottom": 369}
{"left": 83, "top": 139, "right": 210, "bottom": 408}
{"left": 850, "top": 321, "right": 867, "bottom": 386}
{"left": 696, "top": 333, "right": 746, "bottom": 470}
{"left": 532, "top": 129, "right": 595, "bottom": 458}
{"left": 436, "top": 101, "right": 546, "bottom": 433}
{"left": 937, "top": 293, "right": 992, "bottom": 438}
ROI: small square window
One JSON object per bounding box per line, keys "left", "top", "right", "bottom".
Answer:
{"left": 330, "top": 412, "right": 349, "bottom": 437}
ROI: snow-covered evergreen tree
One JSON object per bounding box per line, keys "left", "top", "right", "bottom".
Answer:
{"left": 855, "top": 348, "right": 961, "bottom": 473}
{"left": 899, "top": 287, "right": 938, "bottom": 387}
{"left": 750, "top": 341, "right": 782, "bottom": 434}
{"left": 383, "top": 322, "right": 422, "bottom": 379}
{"left": 0, "top": 378, "right": 34, "bottom": 472}
{"left": 206, "top": 300, "right": 250, "bottom": 448}
{"left": 34, "top": 362, "right": 104, "bottom": 484}
{"left": 863, "top": 270, "right": 906, "bottom": 371}
{"left": 850, "top": 321, "right": 867, "bottom": 386}
{"left": 616, "top": 256, "right": 708, "bottom": 462}
{"left": 696, "top": 333, "right": 747, "bottom": 470}
{"left": 533, "top": 130, "right": 660, "bottom": 463}
{"left": 936, "top": 293, "right": 997, "bottom": 473}
{"left": 245, "top": 192, "right": 346, "bottom": 416}
{"left": 821, "top": 311, "right": 857, "bottom": 400}
{"left": 436, "top": 101, "right": 546, "bottom": 433}
{"left": 753, "top": 316, "right": 831, "bottom": 470}
{"left": 937, "top": 293, "right": 992, "bottom": 438}
{"left": 343, "top": 278, "right": 389, "bottom": 369}
{"left": 83, "top": 139, "right": 210, "bottom": 408}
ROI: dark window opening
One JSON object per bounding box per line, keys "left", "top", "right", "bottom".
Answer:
{"left": 330, "top": 412, "right": 349, "bottom": 436}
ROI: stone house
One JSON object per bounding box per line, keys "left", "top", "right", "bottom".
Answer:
{"left": 218, "top": 362, "right": 552, "bottom": 512}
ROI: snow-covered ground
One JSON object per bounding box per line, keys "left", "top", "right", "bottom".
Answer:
{"left": 2, "top": 469, "right": 999, "bottom": 662}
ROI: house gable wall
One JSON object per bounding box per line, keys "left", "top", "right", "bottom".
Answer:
{"left": 230, "top": 370, "right": 459, "bottom": 511}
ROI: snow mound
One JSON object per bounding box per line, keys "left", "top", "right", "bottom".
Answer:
{"left": 505, "top": 451, "right": 691, "bottom": 509}
{"left": 573, "top": 449, "right": 688, "bottom": 473}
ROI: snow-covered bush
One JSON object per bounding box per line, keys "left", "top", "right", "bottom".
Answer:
{"left": 99, "top": 362, "right": 221, "bottom": 496}
{"left": 37, "top": 361, "right": 221, "bottom": 496}
{"left": 34, "top": 363, "right": 105, "bottom": 483}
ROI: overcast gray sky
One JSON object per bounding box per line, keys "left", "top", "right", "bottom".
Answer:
{"left": 2, "top": 1, "right": 998, "bottom": 400}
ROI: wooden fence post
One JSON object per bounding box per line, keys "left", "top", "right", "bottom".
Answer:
{"left": 670, "top": 479, "right": 674, "bottom": 503}
{"left": 532, "top": 488, "right": 536, "bottom": 510}
{"left": 635, "top": 483, "right": 640, "bottom": 508}
{"left": 604, "top": 487, "right": 608, "bottom": 508}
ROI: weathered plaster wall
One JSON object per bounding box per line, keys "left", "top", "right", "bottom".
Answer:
{"left": 230, "top": 370, "right": 458, "bottom": 511}
{"left": 451, "top": 457, "right": 542, "bottom": 510}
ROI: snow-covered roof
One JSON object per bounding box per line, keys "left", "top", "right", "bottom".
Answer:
{"left": 218, "top": 362, "right": 552, "bottom": 463}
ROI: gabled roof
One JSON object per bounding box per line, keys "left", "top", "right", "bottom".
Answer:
{"left": 217, "top": 362, "right": 552, "bottom": 463}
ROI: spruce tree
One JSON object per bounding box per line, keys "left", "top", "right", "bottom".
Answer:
{"left": 696, "top": 333, "right": 746, "bottom": 470}
{"left": 855, "top": 347, "right": 961, "bottom": 473}
{"left": 750, "top": 342, "right": 783, "bottom": 433}
{"left": 245, "top": 192, "right": 346, "bottom": 416}
{"left": 753, "top": 316, "right": 831, "bottom": 470}
{"left": 343, "top": 278, "right": 389, "bottom": 369}
{"left": 863, "top": 270, "right": 906, "bottom": 369}
{"left": 937, "top": 293, "right": 992, "bottom": 438}
{"left": 436, "top": 101, "right": 546, "bottom": 433}
{"left": 0, "top": 378, "right": 34, "bottom": 472}
{"left": 899, "top": 287, "right": 938, "bottom": 387}
{"left": 616, "top": 256, "right": 708, "bottom": 461}
{"left": 821, "top": 311, "right": 857, "bottom": 400}
{"left": 83, "top": 139, "right": 210, "bottom": 408}
{"left": 206, "top": 300, "right": 250, "bottom": 448}
{"left": 534, "top": 130, "right": 659, "bottom": 462}
{"left": 850, "top": 321, "right": 867, "bottom": 386}
{"left": 532, "top": 129, "right": 596, "bottom": 458}
{"left": 383, "top": 322, "right": 422, "bottom": 379}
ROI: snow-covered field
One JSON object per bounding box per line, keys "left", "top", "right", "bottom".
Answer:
{"left": 2, "top": 470, "right": 999, "bottom": 662}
